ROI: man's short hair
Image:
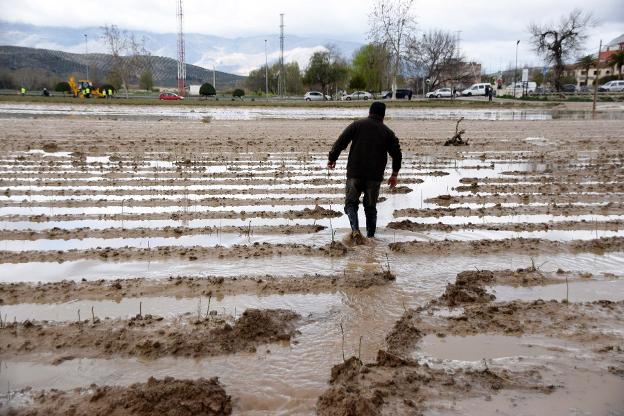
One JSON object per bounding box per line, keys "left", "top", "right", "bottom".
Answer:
{"left": 369, "top": 101, "right": 386, "bottom": 118}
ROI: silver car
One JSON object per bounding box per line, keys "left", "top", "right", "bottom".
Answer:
{"left": 342, "top": 91, "right": 372, "bottom": 101}
{"left": 426, "top": 88, "right": 453, "bottom": 98}
{"left": 598, "top": 80, "right": 624, "bottom": 92}
{"left": 304, "top": 91, "right": 329, "bottom": 101}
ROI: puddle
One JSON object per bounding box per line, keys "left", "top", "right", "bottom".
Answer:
{"left": 416, "top": 334, "right": 561, "bottom": 361}
{"left": 490, "top": 278, "right": 624, "bottom": 303}
{"left": 0, "top": 103, "right": 557, "bottom": 121}
{"left": 425, "top": 367, "right": 624, "bottom": 416}
{"left": 0, "top": 292, "right": 342, "bottom": 323}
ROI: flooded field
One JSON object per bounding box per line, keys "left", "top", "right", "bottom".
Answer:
{"left": 0, "top": 107, "right": 623, "bottom": 415}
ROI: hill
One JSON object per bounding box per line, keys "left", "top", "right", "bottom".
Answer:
{"left": 0, "top": 45, "right": 245, "bottom": 90}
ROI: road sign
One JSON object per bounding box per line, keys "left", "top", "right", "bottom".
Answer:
{"left": 522, "top": 68, "right": 529, "bottom": 82}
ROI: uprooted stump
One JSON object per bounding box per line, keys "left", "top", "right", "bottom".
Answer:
{"left": 444, "top": 117, "right": 469, "bottom": 146}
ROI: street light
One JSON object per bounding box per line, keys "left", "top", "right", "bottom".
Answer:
{"left": 84, "top": 34, "right": 89, "bottom": 80}
{"left": 513, "top": 40, "right": 520, "bottom": 98}
{"left": 264, "top": 39, "right": 268, "bottom": 100}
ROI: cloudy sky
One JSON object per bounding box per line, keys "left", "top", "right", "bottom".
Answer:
{"left": 1, "top": 0, "right": 622, "bottom": 74}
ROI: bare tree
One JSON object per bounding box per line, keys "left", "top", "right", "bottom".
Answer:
{"left": 406, "top": 30, "right": 458, "bottom": 91}
{"left": 368, "top": 0, "right": 416, "bottom": 99}
{"left": 102, "top": 25, "right": 151, "bottom": 98}
{"left": 528, "top": 9, "right": 594, "bottom": 91}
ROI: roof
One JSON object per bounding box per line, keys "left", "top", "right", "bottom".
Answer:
{"left": 606, "top": 34, "right": 624, "bottom": 48}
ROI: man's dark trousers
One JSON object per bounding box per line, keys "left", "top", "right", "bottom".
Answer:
{"left": 345, "top": 178, "right": 382, "bottom": 238}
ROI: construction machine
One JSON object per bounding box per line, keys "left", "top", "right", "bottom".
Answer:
{"left": 68, "top": 77, "right": 106, "bottom": 98}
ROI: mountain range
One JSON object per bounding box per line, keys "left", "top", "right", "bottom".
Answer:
{"left": 0, "top": 21, "right": 363, "bottom": 76}
{"left": 0, "top": 45, "right": 245, "bottom": 89}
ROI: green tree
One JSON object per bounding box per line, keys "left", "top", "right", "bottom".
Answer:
{"left": 608, "top": 52, "right": 624, "bottom": 80}
{"left": 349, "top": 74, "right": 366, "bottom": 90}
{"left": 576, "top": 54, "right": 596, "bottom": 86}
{"left": 139, "top": 70, "right": 153, "bottom": 91}
{"left": 55, "top": 81, "right": 71, "bottom": 94}
{"left": 285, "top": 62, "right": 304, "bottom": 95}
{"left": 352, "top": 43, "right": 389, "bottom": 92}
{"left": 232, "top": 88, "right": 245, "bottom": 98}
{"left": 199, "top": 82, "right": 216, "bottom": 97}
{"left": 303, "top": 46, "right": 349, "bottom": 96}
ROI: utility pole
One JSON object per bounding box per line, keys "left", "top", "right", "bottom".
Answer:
{"left": 213, "top": 64, "right": 216, "bottom": 92}
{"left": 513, "top": 40, "right": 520, "bottom": 98}
{"left": 592, "top": 39, "right": 602, "bottom": 118}
{"left": 84, "top": 34, "right": 89, "bottom": 80}
{"left": 176, "top": 0, "right": 186, "bottom": 96}
{"left": 264, "top": 39, "right": 269, "bottom": 99}
{"left": 279, "top": 13, "right": 285, "bottom": 98}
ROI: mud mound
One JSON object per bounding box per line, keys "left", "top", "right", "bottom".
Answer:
{"left": 438, "top": 270, "right": 496, "bottom": 307}
{"left": 8, "top": 376, "right": 231, "bottom": 416}
{"left": 41, "top": 142, "right": 58, "bottom": 153}
{"left": 320, "top": 240, "right": 349, "bottom": 256}
{"left": 1, "top": 309, "right": 301, "bottom": 361}
{"left": 397, "top": 300, "right": 624, "bottom": 346}
{"left": 344, "top": 270, "right": 395, "bottom": 288}
{"left": 388, "top": 236, "right": 624, "bottom": 256}
{"left": 317, "top": 352, "right": 551, "bottom": 416}
{"left": 230, "top": 308, "right": 300, "bottom": 342}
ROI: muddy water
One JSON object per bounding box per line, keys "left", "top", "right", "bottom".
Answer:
{"left": 2, "top": 126, "right": 624, "bottom": 415}
{"left": 0, "top": 103, "right": 556, "bottom": 121}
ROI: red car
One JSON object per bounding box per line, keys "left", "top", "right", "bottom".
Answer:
{"left": 159, "top": 92, "right": 184, "bottom": 100}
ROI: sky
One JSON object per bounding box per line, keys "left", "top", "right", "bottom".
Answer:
{"left": 0, "top": 0, "right": 622, "bottom": 74}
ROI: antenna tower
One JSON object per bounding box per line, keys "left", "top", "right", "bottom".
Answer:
{"left": 177, "top": 0, "right": 186, "bottom": 96}
{"left": 279, "top": 13, "right": 285, "bottom": 97}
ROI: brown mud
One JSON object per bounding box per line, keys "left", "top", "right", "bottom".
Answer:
{"left": 0, "top": 309, "right": 300, "bottom": 361}
{"left": 6, "top": 376, "right": 232, "bottom": 416}
{"left": 0, "top": 224, "right": 328, "bottom": 241}
{"left": 0, "top": 271, "right": 396, "bottom": 305}
{"left": 394, "top": 203, "right": 624, "bottom": 218}
{"left": 388, "top": 236, "right": 624, "bottom": 255}
{"left": 0, "top": 241, "right": 350, "bottom": 264}
{"left": 316, "top": 352, "right": 553, "bottom": 416}
{"left": 387, "top": 218, "right": 624, "bottom": 233}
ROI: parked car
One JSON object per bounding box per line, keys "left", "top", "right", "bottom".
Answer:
{"left": 598, "top": 80, "right": 624, "bottom": 92}
{"left": 304, "top": 91, "right": 329, "bottom": 101}
{"left": 461, "top": 83, "right": 492, "bottom": 96}
{"left": 342, "top": 91, "right": 373, "bottom": 100}
{"left": 426, "top": 88, "right": 453, "bottom": 98}
{"left": 381, "top": 89, "right": 413, "bottom": 99}
{"left": 159, "top": 92, "right": 184, "bottom": 100}
{"left": 561, "top": 84, "right": 577, "bottom": 93}
{"left": 502, "top": 81, "right": 538, "bottom": 95}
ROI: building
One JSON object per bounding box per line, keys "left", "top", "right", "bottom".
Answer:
{"left": 599, "top": 34, "right": 624, "bottom": 64}
{"left": 572, "top": 34, "right": 623, "bottom": 87}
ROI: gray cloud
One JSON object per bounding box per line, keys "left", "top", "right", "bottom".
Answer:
{"left": 0, "top": 0, "right": 621, "bottom": 74}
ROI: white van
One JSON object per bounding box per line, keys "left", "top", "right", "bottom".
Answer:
{"left": 461, "top": 83, "right": 492, "bottom": 96}
{"left": 505, "top": 82, "right": 537, "bottom": 93}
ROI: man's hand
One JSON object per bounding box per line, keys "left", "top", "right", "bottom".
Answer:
{"left": 327, "top": 160, "right": 336, "bottom": 170}
{"left": 388, "top": 173, "right": 398, "bottom": 189}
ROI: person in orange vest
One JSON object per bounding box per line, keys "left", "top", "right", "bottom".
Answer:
{"left": 20, "top": 87, "right": 26, "bottom": 96}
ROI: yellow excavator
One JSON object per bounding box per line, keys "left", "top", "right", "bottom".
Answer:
{"left": 68, "top": 77, "right": 106, "bottom": 98}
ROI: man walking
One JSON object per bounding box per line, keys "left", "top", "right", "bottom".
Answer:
{"left": 327, "top": 101, "right": 402, "bottom": 241}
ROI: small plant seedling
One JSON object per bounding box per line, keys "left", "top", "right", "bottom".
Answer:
{"left": 340, "top": 322, "right": 346, "bottom": 362}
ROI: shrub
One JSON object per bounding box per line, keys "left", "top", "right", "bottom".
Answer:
{"left": 200, "top": 83, "right": 216, "bottom": 97}
{"left": 100, "top": 84, "right": 116, "bottom": 93}
{"left": 55, "top": 81, "right": 71, "bottom": 94}
{"left": 232, "top": 88, "right": 245, "bottom": 98}
{"left": 348, "top": 74, "right": 366, "bottom": 90}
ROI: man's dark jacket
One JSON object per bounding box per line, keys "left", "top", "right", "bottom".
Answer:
{"left": 328, "top": 115, "right": 402, "bottom": 181}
